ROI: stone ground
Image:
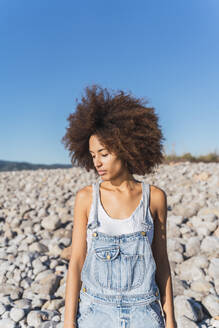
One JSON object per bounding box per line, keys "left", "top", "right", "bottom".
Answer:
{"left": 0, "top": 162, "right": 218, "bottom": 327}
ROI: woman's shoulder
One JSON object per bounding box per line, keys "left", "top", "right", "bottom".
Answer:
{"left": 150, "top": 184, "right": 166, "bottom": 198}
{"left": 76, "top": 184, "right": 94, "bottom": 219}
{"left": 76, "top": 183, "right": 93, "bottom": 196}
{"left": 149, "top": 184, "right": 167, "bottom": 220}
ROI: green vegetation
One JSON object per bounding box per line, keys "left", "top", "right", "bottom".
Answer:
{"left": 1, "top": 150, "right": 219, "bottom": 173}
{"left": 163, "top": 151, "right": 219, "bottom": 164}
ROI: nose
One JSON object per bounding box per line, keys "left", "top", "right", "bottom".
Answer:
{"left": 93, "top": 157, "right": 102, "bottom": 168}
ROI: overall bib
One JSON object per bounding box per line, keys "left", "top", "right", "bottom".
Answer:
{"left": 76, "top": 181, "right": 166, "bottom": 328}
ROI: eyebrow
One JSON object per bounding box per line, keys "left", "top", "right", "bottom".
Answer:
{"left": 89, "top": 148, "right": 106, "bottom": 153}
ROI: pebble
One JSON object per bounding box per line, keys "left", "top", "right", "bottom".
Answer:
{"left": 0, "top": 163, "right": 218, "bottom": 327}
{"left": 9, "top": 308, "right": 26, "bottom": 322}
{"left": 0, "top": 319, "right": 16, "bottom": 328}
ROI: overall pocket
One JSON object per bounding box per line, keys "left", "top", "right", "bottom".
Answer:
{"left": 94, "top": 245, "right": 145, "bottom": 291}
{"left": 121, "top": 253, "right": 145, "bottom": 290}
{"left": 148, "top": 300, "right": 165, "bottom": 327}
{"left": 76, "top": 296, "right": 95, "bottom": 326}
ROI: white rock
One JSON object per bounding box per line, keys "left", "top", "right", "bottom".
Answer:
{"left": 26, "top": 310, "right": 46, "bottom": 327}
{"left": 193, "top": 255, "right": 209, "bottom": 269}
{"left": 178, "top": 260, "right": 205, "bottom": 281}
{"left": 202, "top": 294, "right": 219, "bottom": 317}
{"left": 185, "top": 236, "right": 200, "bottom": 257}
{"left": 41, "top": 215, "right": 62, "bottom": 231}
{"left": 0, "top": 302, "right": 6, "bottom": 315}
{"left": 210, "top": 318, "right": 219, "bottom": 328}
{"left": 168, "top": 251, "right": 184, "bottom": 263}
{"left": 209, "top": 258, "right": 219, "bottom": 281}
{"left": 29, "top": 242, "right": 49, "bottom": 253}
{"left": 200, "top": 236, "right": 219, "bottom": 256}
{"left": 174, "top": 295, "right": 203, "bottom": 321}
{"left": 0, "top": 319, "right": 16, "bottom": 328}
{"left": 177, "top": 315, "right": 199, "bottom": 327}
{"left": 9, "top": 307, "right": 25, "bottom": 322}
{"left": 190, "top": 279, "right": 212, "bottom": 294}
{"left": 167, "top": 238, "right": 184, "bottom": 252}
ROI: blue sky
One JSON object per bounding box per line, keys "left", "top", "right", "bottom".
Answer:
{"left": 0, "top": 0, "right": 218, "bottom": 164}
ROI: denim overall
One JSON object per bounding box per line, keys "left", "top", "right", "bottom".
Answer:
{"left": 76, "top": 181, "right": 165, "bottom": 328}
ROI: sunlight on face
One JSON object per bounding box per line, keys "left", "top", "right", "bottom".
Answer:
{"left": 89, "top": 134, "right": 125, "bottom": 180}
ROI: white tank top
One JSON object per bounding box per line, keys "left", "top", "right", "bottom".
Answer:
{"left": 86, "top": 180, "right": 154, "bottom": 252}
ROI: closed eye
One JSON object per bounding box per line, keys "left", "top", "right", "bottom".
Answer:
{"left": 91, "top": 154, "right": 108, "bottom": 159}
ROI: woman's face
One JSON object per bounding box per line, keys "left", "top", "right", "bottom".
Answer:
{"left": 89, "top": 134, "right": 126, "bottom": 180}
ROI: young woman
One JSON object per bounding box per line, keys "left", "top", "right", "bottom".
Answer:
{"left": 62, "top": 85, "right": 177, "bottom": 328}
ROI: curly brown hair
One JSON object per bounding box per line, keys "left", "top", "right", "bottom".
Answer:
{"left": 61, "top": 85, "right": 165, "bottom": 176}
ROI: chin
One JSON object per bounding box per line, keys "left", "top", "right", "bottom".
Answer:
{"left": 100, "top": 176, "right": 109, "bottom": 181}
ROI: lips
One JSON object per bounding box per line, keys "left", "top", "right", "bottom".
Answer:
{"left": 98, "top": 170, "right": 106, "bottom": 175}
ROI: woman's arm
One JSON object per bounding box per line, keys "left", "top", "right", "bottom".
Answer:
{"left": 63, "top": 187, "right": 90, "bottom": 328}
{"left": 150, "top": 186, "right": 177, "bottom": 328}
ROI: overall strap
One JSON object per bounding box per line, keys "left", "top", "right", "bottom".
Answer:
{"left": 142, "top": 181, "right": 146, "bottom": 219}
{"left": 141, "top": 182, "right": 153, "bottom": 231}
{"left": 87, "top": 181, "right": 100, "bottom": 230}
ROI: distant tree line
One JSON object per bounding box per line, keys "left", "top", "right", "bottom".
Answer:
{"left": 0, "top": 151, "right": 218, "bottom": 172}
{"left": 163, "top": 151, "right": 219, "bottom": 164}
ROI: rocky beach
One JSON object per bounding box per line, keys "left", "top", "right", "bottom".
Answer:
{"left": 0, "top": 162, "right": 218, "bottom": 328}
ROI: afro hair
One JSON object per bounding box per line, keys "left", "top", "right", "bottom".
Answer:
{"left": 61, "top": 85, "right": 165, "bottom": 176}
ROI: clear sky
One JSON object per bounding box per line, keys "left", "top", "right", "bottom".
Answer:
{"left": 0, "top": 0, "right": 218, "bottom": 164}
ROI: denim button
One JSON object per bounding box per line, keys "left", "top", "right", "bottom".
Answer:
{"left": 141, "top": 231, "right": 146, "bottom": 236}
{"left": 92, "top": 232, "right": 98, "bottom": 237}
{"left": 83, "top": 287, "right": 86, "bottom": 292}
{"left": 155, "top": 290, "right": 159, "bottom": 296}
